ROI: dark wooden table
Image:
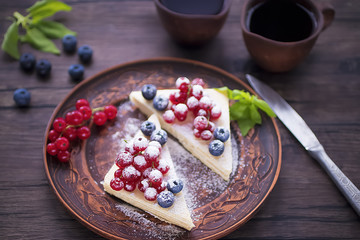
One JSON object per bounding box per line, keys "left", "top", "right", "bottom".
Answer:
{"left": 1, "top": 0, "right": 359, "bottom": 239}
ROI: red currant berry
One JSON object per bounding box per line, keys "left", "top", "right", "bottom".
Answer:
{"left": 157, "top": 159, "right": 170, "bottom": 175}
{"left": 55, "top": 137, "right": 70, "bottom": 151}
{"left": 148, "top": 169, "right": 163, "bottom": 187}
{"left": 116, "top": 151, "right": 134, "bottom": 168}
{"left": 142, "top": 167, "right": 153, "bottom": 178}
{"left": 48, "top": 129, "right": 60, "bottom": 142}
{"left": 169, "top": 91, "right": 187, "bottom": 104}
{"left": 144, "top": 145, "right": 160, "bottom": 163}
{"left": 210, "top": 104, "right": 222, "bottom": 120}
{"left": 191, "top": 78, "right": 205, "bottom": 87}
{"left": 124, "top": 139, "right": 137, "bottom": 155}
{"left": 133, "top": 154, "right": 149, "bottom": 172}
{"left": 199, "top": 96, "right": 213, "bottom": 112}
{"left": 77, "top": 126, "right": 91, "bottom": 140}
{"left": 79, "top": 106, "right": 92, "bottom": 121}
{"left": 163, "top": 110, "right": 175, "bottom": 123}
{"left": 114, "top": 168, "right": 123, "bottom": 178}
{"left": 144, "top": 187, "right": 158, "bottom": 201}
{"left": 194, "top": 116, "right": 208, "bottom": 131}
{"left": 46, "top": 142, "right": 58, "bottom": 156}
{"left": 63, "top": 127, "right": 77, "bottom": 141}
{"left": 122, "top": 165, "right": 141, "bottom": 183}
{"left": 124, "top": 182, "right": 137, "bottom": 192}
{"left": 207, "top": 121, "right": 216, "bottom": 132}
{"left": 174, "top": 103, "right": 188, "bottom": 121}
{"left": 65, "top": 110, "right": 84, "bottom": 125}
{"left": 193, "top": 128, "right": 201, "bottom": 138}
{"left": 194, "top": 108, "right": 207, "bottom": 117}
{"left": 148, "top": 141, "right": 162, "bottom": 152}
{"left": 57, "top": 150, "right": 70, "bottom": 163}
{"left": 93, "top": 111, "right": 107, "bottom": 126}
{"left": 190, "top": 84, "right": 204, "bottom": 99}
{"left": 76, "top": 99, "right": 90, "bottom": 110}
{"left": 110, "top": 178, "right": 124, "bottom": 191}
{"left": 104, "top": 105, "right": 117, "bottom": 120}
{"left": 156, "top": 181, "right": 167, "bottom": 193}
{"left": 186, "top": 96, "right": 199, "bottom": 111}
{"left": 175, "top": 77, "right": 190, "bottom": 90}
{"left": 133, "top": 137, "right": 149, "bottom": 152}
{"left": 53, "top": 117, "right": 67, "bottom": 133}
{"left": 138, "top": 178, "right": 151, "bottom": 192}
{"left": 200, "top": 130, "right": 213, "bottom": 140}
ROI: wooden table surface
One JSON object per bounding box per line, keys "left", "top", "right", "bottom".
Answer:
{"left": 1, "top": 0, "right": 359, "bottom": 239}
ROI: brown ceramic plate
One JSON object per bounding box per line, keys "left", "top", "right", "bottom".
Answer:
{"left": 43, "top": 57, "right": 281, "bottom": 240}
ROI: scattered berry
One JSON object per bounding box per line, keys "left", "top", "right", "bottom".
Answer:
{"left": 140, "top": 120, "right": 156, "bottom": 136}
{"left": 213, "top": 127, "right": 230, "bottom": 142}
{"left": 68, "top": 64, "right": 84, "bottom": 81}
{"left": 13, "top": 88, "right": 31, "bottom": 107}
{"left": 36, "top": 59, "right": 51, "bottom": 77}
{"left": 167, "top": 179, "right": 184, "bottom": 194}
{"left": 62, "top": 34, "right": 77, "bottom": 53}
{"left": 141, "top": 84, "right": 157, "bottom": 100}
{"left": 150, "top": 129, "right": 168, "bottom": 145}
{"left": 19, "top": 53, "right": 36, "bottom": 71}
{"left": 78, "top": 45, "right": 93, "bottom": 63}
{"left": 157, "top": 191, "right": 175, "bottom": 208}
{"left": 153, "top": 95, "right": 169, "bottom": 111}
{"left": 209, "top": 139, "right": 225, "bottom": 156}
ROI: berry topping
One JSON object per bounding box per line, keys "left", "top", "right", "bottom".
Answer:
{"left": 156, "top": 181, "right": 167, "bottom": 193}
{"left": 191, "top": 78, "right": 205, "bottom": 87}
{"left": 78, "top": 45, "right": 93, "bottom": 63}
{"left": 209, "top": 139, "right": 225, "bottom": 156}
{"left": 13, "top": 88, "right": 31, "bottom": 107}
{"left": 144, "top": 145, "right": 160, "bottom": 162}
{"left": 163, "top": 109, "right": 175, "bottom": 123}
{"left": 199, "top": 96, "right": 213, "bottom": 111}
{"left": 104, "top": 105, "right": 118, "bottom": 120}
{"left": 141, "top": 84, "right": 157, "bottom": 100}
{"left": 35, "top": 59, "right": 51, "bottom": 77}
{"left": 153, "top": 95, "right": 169, "bottom": 111}
{"left": 173, "top": 103, "right": 188, "bottom": 121}
{"left": 156, "top": 158, "right": 170, "bottom": 175}
{"left": 167, "top": 179, "right": 184, "bottom": 194}
{"left": 148, "top": 169, "right": 163, "bottom": 187}
{"left": 213, "top": 127, "right": 230, "bottom": 142}
{"left": 140, "top": 120, "right": 156, "bottom": 136}
{"left": 210, "top": 104, "right": 222, "bottom": 120}
{"left": 110, "top": 178, "right": 125, "bottom": 191}
{"left": 175, "top": 77, "right": 190, "bottom": 91}
{"left": 124, "top": 139, "right": 137, "bottom": 155}
{"left": 150, "top": 129, "right": 168, "bottom": 145}
{"left": 148, "top": 141, "right": 162, "bottom": 152}
{"left": 133, "top": 155, "right": 149, "bottom": 172}
{"left": 193, "top": 128, "right": 201, "bottom": 138}
{"left": 68, "top": 64, "right": 84, "bottom": 81}
{"left": 124, "top": 182, "right": 137, "bottom": 192}
{"left": 122, "top": 165, "right": 141, "bottom": 183}
{"left": 116, "top": 151, "right": 134, "bottom": 168}
{"left": 133, "top": 137, "right": 149, "bottom": 152}
{"left": 62, "top": 34, "right": 77, "bottom": 53}
{"left": 19, "top": 53, "right": 36, "bottom": 72}
{"left": 200, "top": 130, "right": 213, "bottom": 140}
{"left": 157, "top": 191, "right": 175, "bottom": 208}
{"left": 138, "top": 178, "right": 151, "bottom": 192}
{"left": 193, "top": 116, "right": 208, "bottom": 131}
{"left": 186, "top": 96, "right": 199, "bottom": 111}
{"left": 190, "top": 84, "right": 204, "bottom": 99}
{"left": 144, "top": 187, "right": 158, "bottom": 201}
{"left": 169, "top": 91, "right": 187, "bottom": 104}
{"left": 93, "top": 111, "right": 107, "bottom": 126}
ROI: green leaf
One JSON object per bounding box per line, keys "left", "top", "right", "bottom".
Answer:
{"left": 27, "top": 0, "right": 72, "bottom": 23}
{"left": 253, "top": 98, "right": 276, "bottom": 117}
{"left": 35, "top": 20, "right": 76, "bottom": 39}
{"left": 237, "top": 119, "right": 256, "bottom": 136}
{"left": 20, "top": 27, "right": 60, "bottom": 54}
{"left": 1, "top": 22, "right": 20, "bottom": 59}
{"left": 249, "top": 104, "right": 262, "bottom": 124}
{"left": 215, "top": 87, "right": 231, "bottom": 98}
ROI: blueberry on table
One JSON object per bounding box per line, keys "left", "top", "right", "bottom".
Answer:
{"left": 167, "top": 179, "right": 184, "bottom": 194}
{"left": 157, "top": 191, "right": 175, "bottom": 208}
{"left": 209, "top": 139, "right": 225, "bottom": 156}
{"left": 153, "top": 95, "right": 169, "bottom": 111}
{"left": 150, "top": 129, "right": 168, "bottom": 145}
{"left": 140, "top": 120, "right": 156, "bottom": 136}
{"left": 36, "top": 59, "right": 51, "bottom": 77}
{"left": 141, "top": 84, "right": 157, "bottom": 100}
{"left": 62, "top": 34, "right": 77, "bottom": 53}
{"left": 213, "top": 127, "right": 230, "bottom": 142}
{"left": 19, "top": 53, "right": 36, "bottom": 71}
{"left": 68, "top": 64, "right": 84, "bottom": 81}
{"left": 13, "top": 88, "right": 31, "bottom": 107}
{"left": 78, "top": 45, "right": 93, "bottom": 63}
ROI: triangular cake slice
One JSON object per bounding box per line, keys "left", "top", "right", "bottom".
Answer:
{"left": 103, "top": 114, "right": 195, "bottom": 231}
{"left": 129, "top": 80, "right": 233, "bottom": 181}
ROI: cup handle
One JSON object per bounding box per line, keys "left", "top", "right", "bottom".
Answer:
{"left": 317, "top": 2, "right": 335, "bottom": 31}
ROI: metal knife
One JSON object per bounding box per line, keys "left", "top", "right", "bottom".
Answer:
{"left": 246, "top": 74, "right": 360, "bottom": 216}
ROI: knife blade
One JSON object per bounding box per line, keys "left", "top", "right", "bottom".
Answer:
{"left": 246, "top": 74, "right": 360, "bottom": 216}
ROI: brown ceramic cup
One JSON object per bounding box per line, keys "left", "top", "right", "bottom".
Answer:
{"left": 241, "top": 0, "right": 335, "bottom": 72}
{"left": 154, "top": 0, "right": 232, "bottom": 46}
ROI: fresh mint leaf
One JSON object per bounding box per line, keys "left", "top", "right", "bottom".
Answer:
{"left": 27, "top": 0, "right": 72, "bottom": 23}
{"left": 20, "top": 27, "right": 60, "bottom": 55}
{"left": 215, "top": 87, "right": 276, "bottom": 136}
{"left": 1, "top": 22, "right": 20, "bottom": 59}
{"left": 36, "top": 20, "right": 76, "bottom": 39}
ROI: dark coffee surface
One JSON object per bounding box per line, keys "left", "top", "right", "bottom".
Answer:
{"left": 247, "top": 0, "right": 316, "bottom": 42}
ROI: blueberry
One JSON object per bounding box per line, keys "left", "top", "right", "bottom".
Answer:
{"left": 140, "top": 120, "right": 156, "bottom": 136}
{"left": 213, "top": 127, "right": 230, "bottom": 142}
{"left": 19, "top": 53, "right": 36, "bottom": 71}
{"left": 68, "top": 64, "right": 84, "bottom": 81}
{"left": 36, "top": 59, "right": 51, "bottom": 77}
{"left": 167, "top": 179, "right": 184, "bottom": 194}
{"left": 13, "top": 88, "right": 31, "bottom": 107}
{"left": 62, "top": 34, "right": 77, "bottom": 53}
{"left": 153, "top": 95, "right": 169, "bottom": 111}
{"left": 150, "top": 129, "right": 168, "bottom": 145}
{"left": 157, "top": 191, "right": 175, "bottom": 208}
{"left": 78, "top": 45, "right": 93, "bottom": 63}
{"left": 141, "top": 84, "right": 157, "bottom": 100}
{"left": 209, "top": 139, "right": 225, "bottom": 156}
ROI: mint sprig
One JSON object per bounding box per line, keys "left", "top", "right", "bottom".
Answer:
{"left": 1, "top": 0, "right": 75, "bottom": 60}
{"left": 216, "top": 87, "right": 276, "bottom": 136}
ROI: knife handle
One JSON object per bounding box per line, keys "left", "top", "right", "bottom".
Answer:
{"left": 308, "top": 145, "right": 360, "bottom": 216}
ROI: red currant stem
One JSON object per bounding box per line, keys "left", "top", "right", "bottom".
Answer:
{"left": 59, "top": 123, "right": 87, "bottom": 137}
{"left": 91, "top": 107, "right": 105, "bottom": 113}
